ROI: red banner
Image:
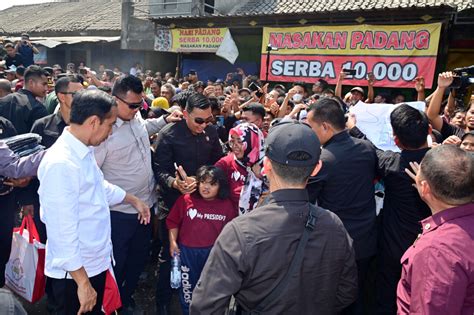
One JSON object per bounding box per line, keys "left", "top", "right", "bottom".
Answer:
{"left": 260, "top": 54, "right": 437, "bottom": 88}
{"left": 260, "top": 24, "right": 442, "bottom": 88}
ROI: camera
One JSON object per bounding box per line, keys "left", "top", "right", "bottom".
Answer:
{"left": 450, "top": 65, "right": 474, "bottom": 106}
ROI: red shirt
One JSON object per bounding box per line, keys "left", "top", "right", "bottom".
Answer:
{"left": 166, "top": 193, "right": 236, "bottom": 248}
{"left": 397, "top": 203, "right": 474, "bottom": 314}
{"left": 215, "top": 153, "right": 247, "bottom": 210}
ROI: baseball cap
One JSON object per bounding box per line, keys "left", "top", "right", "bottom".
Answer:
{"left": 265, "top": 121, "right": 321, "bottom": 167}
{"left": 350, "top": 87, "right": 364, "bottom": 95}
{"left": 5, "top": 66, "right": 16, "bottom": 73}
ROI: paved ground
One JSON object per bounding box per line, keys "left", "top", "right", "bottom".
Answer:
{"left": 19, "top": 254, "right": 182, "bottom": 314}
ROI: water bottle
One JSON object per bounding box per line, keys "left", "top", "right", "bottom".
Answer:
{"left": 170, "top": 252, "right": 181, "bottom": 289}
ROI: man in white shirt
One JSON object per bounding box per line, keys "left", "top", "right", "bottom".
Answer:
{"left": 94, "top": 75, "right": 181, "bottom": 311}
{"left": 38, "top": 90, "right": 150, "bottom": 314}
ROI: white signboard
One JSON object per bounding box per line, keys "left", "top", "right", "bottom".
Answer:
{"left": 349, "top": 101, "right": 426, "bottom": 152}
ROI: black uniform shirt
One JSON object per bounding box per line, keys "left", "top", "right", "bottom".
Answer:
{"left": 350, "top": 126, "right": 431, "bottom": 260}
{"left": 191, "top": 189, "right": 358, "bottom": 315}
{"left": 153, "top": 119, "right": 223, "bottom": 209}
{"left": 30, "top": 111, "right": 67, "bottom": 149}
{"left": 307, "top": 130, "right": 378, "bottom": 260}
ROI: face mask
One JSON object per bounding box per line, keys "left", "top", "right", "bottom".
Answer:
{"left": 292, "top": 93, "right": 303, "bottom": 103}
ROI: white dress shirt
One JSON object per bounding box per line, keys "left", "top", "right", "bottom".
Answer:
{"left": 38, "top": 128, "right": 126, "bottom": 279}
{"left": 94, "top": 113, "right": 166, "bottom": 214}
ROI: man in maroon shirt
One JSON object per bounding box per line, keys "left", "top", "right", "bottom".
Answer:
{"left": 399, "top": 145, "right": 474, "bottom": 314}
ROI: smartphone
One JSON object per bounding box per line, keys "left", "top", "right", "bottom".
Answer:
{"left": 343, "top": 69, "right": 357, "bottom": 76}
{"left": 367, "top": 72, "right": 374, "bottom": 80}
{"left": 216, "top": 115, "right": 224, "bottom": 127}
{"left": 174, "top": 163, "right": 186, "bottom": 181}
{"left": 248, "top": 82, "right": 261, "bottom": 92}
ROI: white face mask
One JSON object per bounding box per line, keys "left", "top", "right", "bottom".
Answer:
{"left": 292, "top": 93, "right": 303, "bottom": 103}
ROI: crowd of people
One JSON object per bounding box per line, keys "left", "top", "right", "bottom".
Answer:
{"left": 0, "top": 48, "right": 473, "bottom": 315}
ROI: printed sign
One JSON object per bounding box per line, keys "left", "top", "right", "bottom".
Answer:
{"left": 155, "top": 27, "right": 228, "bottom": 53}
{"left": 260, "top": 23, "right": 442, "bottom": 88}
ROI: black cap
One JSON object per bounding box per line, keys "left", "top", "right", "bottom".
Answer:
{"left": 265, "top": 121, "right": 321, "bottom": 167}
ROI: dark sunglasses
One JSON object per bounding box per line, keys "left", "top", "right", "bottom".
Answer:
{"left": 193, "top": 116, "right": 213, "bottom": 125}
{"left": 114, "top": 94, "right": 143, "bottom": 109}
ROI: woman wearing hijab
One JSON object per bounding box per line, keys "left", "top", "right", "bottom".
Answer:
{"left": 215, "top": 122, "right": 265, "bottom": 215}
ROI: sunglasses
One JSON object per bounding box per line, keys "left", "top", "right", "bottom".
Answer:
{"left": 114, "top": 94, "right": 143, "bottom": 109}
{"left": 192, "top": 116, "right": 214, "bottom": 125}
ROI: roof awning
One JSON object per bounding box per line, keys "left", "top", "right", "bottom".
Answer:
{"left": 4, "top": 36, "right": 121, "bottom": 48}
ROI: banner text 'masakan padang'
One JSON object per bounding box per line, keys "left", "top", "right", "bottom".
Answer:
{"left": 269, "top": 30, "right": 431, "bottom": 51}
{"left": 260, "top": 23, "right": 441, "bottom": 88}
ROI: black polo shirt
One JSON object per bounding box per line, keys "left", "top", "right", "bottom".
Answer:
{"left": 4, "top": 53, "right": 23, "bottom": 68}
{"left": 0, "top": 89, "right": 48, "bottom": 135}
{"left": 307, "top": 130, "right": 377, "bottom": 260}
{"left": 30, "top": 111, "right": 67, "bottom": 149}
{"left": 191, "top": 189, "right": 358, "bottom": 314}
{"left": 153, "top": 119, "right": 224, "bottom": 209}
{"left": 349, "top": 126, "right": 431, "bottom": 260}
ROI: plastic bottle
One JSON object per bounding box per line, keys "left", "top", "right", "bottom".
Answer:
{"left": 170, "top": 252, "right": 181, "bottom": 289}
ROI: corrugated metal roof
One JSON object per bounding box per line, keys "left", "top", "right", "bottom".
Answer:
{"left": 0, "top": 0, "right": 123, "bottom": 35}
{"left": 233, "top": 0, "right": 472, "bottom": 16}
{"left": 150, "top": 0, "right": 473, "bottom": 20}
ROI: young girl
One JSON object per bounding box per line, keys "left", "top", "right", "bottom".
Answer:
{"left": 166, "top": 165, "right": 236, "bottom": 315}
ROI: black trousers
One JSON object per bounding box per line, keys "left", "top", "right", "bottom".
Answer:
{"left": 342, "top": 256, "right": 374, "bottom": 315}
{"left": 48, "top": 271, "right": 106, "bottom": 315}
{"left": 156, "top": 219, "right": 173, "bottom": 307}
{"left": 375, "top": 250, "right": 401, "bottom": 315}
{"left": 0, "top": 192, "right": 16, "bottom": 287}
{"left": 110, "top": 211, "right": 151, "bottom": 308}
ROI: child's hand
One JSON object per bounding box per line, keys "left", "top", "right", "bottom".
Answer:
{"left": 170, "top": 241, "right": 180, "bottom": 257}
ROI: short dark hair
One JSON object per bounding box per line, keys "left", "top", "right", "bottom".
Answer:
{"left": 242, "top": 102, "right": 265, "bottom": 119}
{"left": 16, "top": 66, "right": 25, "bottom": 76}
{"left": 213, "top": 82, "right": 224, "bottom": 89}
{"left": 308, "top": 97, "right": 346, "bottom": 131}
{"left": 70, "top": 90, "right": 117, "bottom": 125}
{"left": 55, "top": 75, "right": 82, "bottom": 95}
{"left": 152, "top": 78, "right": 162, "bottom": 87}
{"left": 112, "top": 75, "right": 143, "bottom": 98}
{"left": 171, "top": 90, "right": 193, "bottom": 110}
{"left": 420, "top": 145, "right": 474, "bottom": 205}
{"left": 208, "top": 97, "right": 220, "bottom": 112}
{"left": 293, "top": 81, "right": 306, "bottom": 92}
{"left": 196, "top": 165, "right": 229, "bottom": 199}
{"left": 24, "top": 65, "right": 48, "bottom": 83}
{"left": 104, "top": 69, "right": 115, "bottom": 80}
{"left": 453, "top": 108, "right": 466, "bottom": 116}
{"left": 185, "top": 92, "right": 210, "bottom": 113}
{"left": 270, "top": 152, "right": 315, "bottom": 185}
{"left": 390, "top": 104, "right": 429, "bottom": 149}
{"left": 316, "top": 79, "right": 329, "bottom": 90}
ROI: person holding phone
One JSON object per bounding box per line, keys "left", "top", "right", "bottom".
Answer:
{"left": 15, "top": 33, "right": 39, "bottom": 68}
{"left": 335, "top": 68, "right": 366, "bottom": 106}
